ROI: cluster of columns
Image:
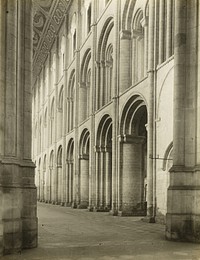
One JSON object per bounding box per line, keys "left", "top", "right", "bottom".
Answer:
{"left": 94, "top": 146, "right": 112, "bottom": 211}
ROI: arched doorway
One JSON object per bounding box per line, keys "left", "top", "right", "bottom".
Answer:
{"left": 95, "top": 114, "right": 112, "bottom": 211}
{"left": 78, "top": 129, "right": 90, "bottom": 208}
{"left": 119, "top": 95, "right": 147, "bottom": 216}
{"left": 66, "top": 139, "right": 74, "bottom": 206}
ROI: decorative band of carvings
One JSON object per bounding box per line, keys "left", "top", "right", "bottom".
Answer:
{"left": 33, "top": 0, "right": 71, "bottom": 84}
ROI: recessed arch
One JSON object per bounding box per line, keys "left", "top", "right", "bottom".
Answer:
{"left": 120, "top": 94, "right": 147, "bottom": 136}
{"left": 95, "top": 114, "right": 112, "bottom": 210}
{"left": 96, "top": 114, "right": 112, "bottom": 148}
{"left": 119, "top": 94, "right": 148, "bottom": 216}
{"left": 97, "top": 17, "right": 114, "bottom": 60}
{"left": 57, "top": 145, "right": 63, "bottom": 167}
{"left": 79, "top": 128, "right": 90, "bottom": 156}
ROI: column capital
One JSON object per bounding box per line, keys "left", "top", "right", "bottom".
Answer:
{"left": 95, "top": 61, "right": 100, "bottom": 68}
{"left": 119, "top": 134, "right": 146, "bottom": 144}
{"left": 79, "top": 154, "right": 89, "bottom": 160}
{"left": 66, "top": 159, "right": 74, "bottom": 164}
{"left": 120, "top": 30, "right": 131, "bottom": 40}
{"left": 131, "top": 29, "right": 143, "bottom": 39}
{"left": 79, "top": 82, "right": 87, "bottom": 88}
{"left": 141, "top": 17, "right": 148, "bottom": 27}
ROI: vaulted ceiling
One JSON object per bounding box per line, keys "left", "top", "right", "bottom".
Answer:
{"left": 32, "top": 0, "right": 71, "bottom": 82}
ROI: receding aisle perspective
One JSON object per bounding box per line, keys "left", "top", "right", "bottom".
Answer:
{"left": 3, "top": 203, "right": 200, "bottom": 260}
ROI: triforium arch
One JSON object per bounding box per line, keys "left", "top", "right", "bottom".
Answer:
{"left": 79, "top": 49, "right": 91, "bottom": 122}
{"left": 96, "top": 17, "right": 114, "bottom": 110}
{"left": 95, "top": 114, "right": 112, "bottom": 211}
{"left": 56, "top": 145, "right": 63, "bottom": 204}
{"left": 66, "top": 138, "right": 74, "bottom": 206}
{"left": 119, "top": 94, "right": 147, "bottom": 216}
{"left": 78, "top": 128, "right": 90, "bottom": 208}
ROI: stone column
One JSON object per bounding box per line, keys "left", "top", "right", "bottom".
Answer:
{"left": 166, "top": 0, "right": 200, "bottom": 242}
{"left": 0, "top": 0, "right": 37, "bottom": 255}
{"left": 158, "top": 0, "right": 165, "bottom": 64}
{"left": 119, "top": 135, "right": 145, "bottom": 216}
{"left": 48, "top": 167, "right": 53, "bottom": 203}
{"left": 105, "top": 149, "right": 112, "bottom": 210}
{"left": 147, "top": 0, "right": 155, "bottom": 222}
{"left": 99, "top": 148, "right": 105, "bottom": 209}
{"left": 166, "top": 0, "right": 172, "bottom": 59}
{"left": 141, "top": 17, "right": 148, "bottom": 75}
{"left": 100, "top": 60, "right": 106, "bottom": 107}
{"left": 65, "top": 161, "right": 69, "bottom": 206}
{"left": 94, "top": 148, "right": 100, "bottom": 209}
{"left": 119, "top": 30, "right": 131, "bottom": 93}
{"left": 95, "top": 61, "right": 100, "bottom": 110}
{"left": 57, "top": 165, "right": 62, "bottom": 204}
{"left": 78, "top": 83, "right": 87, "bottom": 123}
{"left": 78, "top": 155, "right": 89, "bottom": 208}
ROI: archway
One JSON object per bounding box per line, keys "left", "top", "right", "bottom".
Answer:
{"left": 119, "top": 95, "right": 147, "bottom": 216}
{"left": 95, "top": 114, "right": 112, "bottom": 211}
{"left": 78, "top": 129, "right": 90, "bottom": 208}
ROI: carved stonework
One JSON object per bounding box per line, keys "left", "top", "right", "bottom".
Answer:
{"left": 33, "top": 0, "right": 71, "bottom": 83}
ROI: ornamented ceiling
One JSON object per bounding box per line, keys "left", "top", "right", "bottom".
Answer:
{"left": 33, "top": 0, "right": 71, "bottom": 83}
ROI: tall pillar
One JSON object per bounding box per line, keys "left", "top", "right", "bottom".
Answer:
{"left": 0, "top": 0, "right": 37, "bottom": 255}
{"left": 166, "top": 0, "right": 172, "bottom": 59}
{"left": 119, "top": 135, "right": 146, "bottom": 216}
{"left": 158, "top": 0, "right": 165, "bottom": 64}
{"left": 146, "top": 0, "right": 155, "bottom": 222}
{"left": 119, "top": 30, "right": 131, "bottom": 93}
{"left": 94, "top": 148, "right": 100, "bottom": 209}
{"left": 95, "top": 61, "right": 100, "bottom": 110}
{"left": 166, "top": 0, "right": 200, "bottom": 242}
{"left": 78, "top": 83, "right": 87, "bottom": 123}
{"left": 100, "top": 60, "right": 106, "bottom": 107}
{"left": 105, "top": 149, "right": 112, "bottom": 209}
{"left": 78, "top": 155, "right": 89, "bottom": 208}
{"left": 57, "top": 166, "right": 62, "bottom": 204}
{"left": 141, "top": 17, "right": 148, "bottom": 75}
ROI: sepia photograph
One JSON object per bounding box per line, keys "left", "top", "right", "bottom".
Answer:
{"left": 0, "top": 0, "right": 200, "bottom": 259}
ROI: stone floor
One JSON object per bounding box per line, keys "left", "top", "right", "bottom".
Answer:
{"left": 3, "top": 202, "right": 200, "bottom": 260}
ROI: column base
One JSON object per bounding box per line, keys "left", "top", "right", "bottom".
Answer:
{"left": 87, "top": 206, "right": 94, "bottom": 212}
{"left": 166, "top": 213, "right": 200, "bottom": 242}
{"left": 93, "top": 206, "right": 110, "bottom": 212}
{"left": 109, "top": 209, "right": 118, "bottom": 216}
{"left": 77, "top": 203, "right": 89, "bottom": 209}
{"left": 71, "top": 202, "right": 77, "bottom": 209}
{"left": 142, "top": 216, "right": 155, "bottom": 223}
{"left": 119, "top": 202, "right": 147, "bottom": 216}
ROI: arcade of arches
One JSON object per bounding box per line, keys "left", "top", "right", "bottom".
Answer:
{"left": 1, "top": 0, "right": 200, "bottom": 256}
